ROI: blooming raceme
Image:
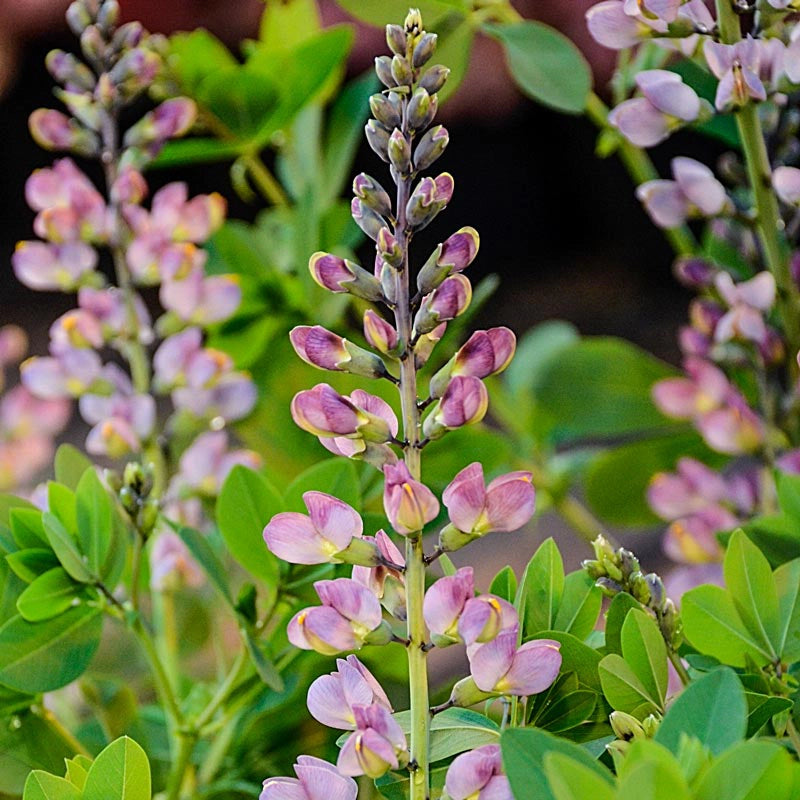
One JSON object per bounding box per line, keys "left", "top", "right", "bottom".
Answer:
{"left": 14, "top": 6, "right": 256, "bottom": 503}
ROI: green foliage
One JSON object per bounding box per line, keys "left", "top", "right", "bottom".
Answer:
{"left": 484, "top": 22, "right": 592, "bottom": 114}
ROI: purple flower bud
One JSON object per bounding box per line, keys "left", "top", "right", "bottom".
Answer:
{"left": 351, "top": 198, "right": 387, "bottom": 241}
{"left": 66, "top": 1, "right": 93, "bottom": 36}
{"left": 108, "top": 47, "right": 161, "bottom": 98}
{"left": 423, "top": 567, "right": 475, "bottom": 644}
{"left": 365, "top": 119, "right": 391, "bottom": 162}
{"left": 374, "top": 56, "right": 398, "bottom": 89}
{"left": 12, "top": 240, "right": 98, "bottom": 291}
{"left": 290, "top": 326, "right": 349, "bottom": 371}
{"left": 337, "top": 703, "right": 409, "bottom": 778}
{"left": 704, "top": 37, "right": 766, "bottom": 111}
{"left": 423, "top": 376, "right": 488, "bottom": 439}
{"left": 406, "top": 173, "right": 454, "bottom": 229}
{"left": 673, "top": 257, "right": 716, "bottom": 288}
{"left": 420, "top": 65, "right": 450, "bottom": 95}
{"left": 408, "top": 87, "right": 437, "bottom": 130}
{"left": 353, "top": 173, "right": 393, "bottom": 218}
{"left": 386, "top": 24, "right": 407, "bottom": 56}
{"left": 442, "top": 462, "right": 535, "bottom": 537}
{"left": 308, "top": 252, "right": 384, "bottom": 302}
{"left": 292, "top": 384, "right": 395, "bottom": 442}
{"left": 150, "top": 531, "right": 204, "bottom": 591}
{"left": 307, "top": 655, "right": 392, "bottom": 730}
{"left": 417, "top": 226, "right": 480, "bottom": 294}
{"left": 363, "top": 310, "right": 400, "bottom": 355}
{"left": 111, "top": 166, "right": 148, "bottom": 205}
{"left": 414, "top": 274, "right": 472, "bottom": 336}
{"left": 414, "top": 124, "right": 449, "bottom": 172}
{"left": 714, "top": 272, "right": 775, "bottom": 345}
{"left": 288, "top": 579, "right": 384, "bottom": 655}
{"left": 368, "top": 93, "right": 402, "bottom": 131}
{"left": 21, "top": 348, "right": 103, "bottom": 399}
{"left": 391, "top": 54, "right": 413, "bottom": 87}
{"left": 264, "top": 491, "right": 366, "bottom": 566}
{"left": 124, "top": 98, "right": 196, "bottom": 148}
{"left": 29, "top": 109, "right": 99, "bottom": 157}
{"left": 415, "top": 322, "right": 447, "bottom": 368}
{"left": 46, "top": 49, "right": 95, "bottom": 91}
{"left": 351, "top": 530, "right": 406, "bottom": 618}
{"left": 444, "top": 745, "right": 511, "bottom": 800}
{"left": 49, "top": 309, "right": 104, "bottom": 353}
{"left": 469, "top": 631, "right": 562, "bottom": 696}
{"left": 383, "top": 461, "right": 439, "bottom": 535}
{"left": 388, "top": 128, "right": 412, "bottom": 174}
{"left": 261, "top": 755, "right": 357, "bottom": 800}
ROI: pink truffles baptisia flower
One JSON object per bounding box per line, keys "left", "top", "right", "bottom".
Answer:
{"left": 443, "top": 745, "right": 511, "bottom": 800}
{"left": 261, "top": 756, "right": 357, "bottom": 800}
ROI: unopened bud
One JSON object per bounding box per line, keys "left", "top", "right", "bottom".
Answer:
{"left": 592, "top": 535, "right": 616, "bottom": 562}
{"left": 420, "top": 65, "right": 450, "bottom": 94}
{"left": 96, "top": 0, "right": 119, "bottom": 35}
{"left": 618, "top": 548, "right": 639, "bottom": 578}
{"left": 414, "top": 323, "right": 446, "bottom": 368}
{"left": 413, "top": 33, "right": 437, "bottom": 68}
{"left": 29, "top": 109, "right": 99, "bottom": 157}
{"left": 369, "top": 92, "right": 402, "bottom": 130}
{"left": 610, "top": 711, "right": 645, "bottom": 741}
{"left": 631, "top": 574, "right": 650, "bottom": 606}
{"left": 111, "top": 21, "right": 145, "bottom": 52}
{"left": 408, "top": 88, "right": 436, "bottom": 131}
{"left": 414, "top": 273, "right": 472, "bottom": 335}
{"left": 414, "top": 125, "right": 449, "bottom": 172}
{"left": 386, "top": 24, "right": 407, "bottom": 56}
{"left": 644, "top": 573, "right": 665, "bottom": 610}
{"left": 364, "top": 310, "right": 401, "bottom": 356}
{"left": 388, "top": 129, "right": 411, "bottom": 174}
{"left": 377, "top": 227, "right": 403, "bottom": 268}
{"left": 405, "top": 8, "right": 424, "bottom": 37}
{"left": 406, "top": 173, "right": 454, "bottom": 229}
{"left": 46, "top": 50, "right": 95, "bottom": 91}
{"left": 439, "top": 522, "right": 480, "bottom": 553}
{"left": 596, "top": 577, "right": 623, "bottom": 596}
{"left": 365, "top": 119, "right": 391, "bottom": 162}
{"left": 642, "top": 714, "right": 660, "bottom": 738}
{"left": 449, "top": 675, "right": 493, "bottom": 708}
{"left": 422, "top": 375, "right": 487, "bottom": 439}
{"left": 582, "top": 559, "right": 605, "bottom": 579}
{"left": 351, "top": 199, "right": 386, "bottom": 241}
{"left": 375, "top": 56, "right": 398, "bottom": 89}
{"left": 417, "top": 225, "right": 479, "bottom": 294}
{"left": 81, "top": 25, "right": 105, "bottom": 64}
{"left": 391, "top": 55, "right": 413, "bottom": 87}
{"left": 54, "top": 89, "right": 102, "bottom": 130}
{"left": 67, "top": 1, "right": 94, "bottom": 35}
{"left": 353, "top": 173, "right": 393, "bottom": 218}
{"left": 308, "top": 252, "right": 384, "bottom": 302}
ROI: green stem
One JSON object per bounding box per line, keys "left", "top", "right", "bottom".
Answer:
{"left": 165, "top": 732, "right": 197, "bottom": 800}
{"left": 243, "top": 152, "right": 290, "bottom": 207}
{"left": 715, "top": 0, "right": 800, "bottom": 371}
{"left": 393, "top": 81, "right": 430, "bottom": 800}
{"left": 667, "top": 649, "right": 691, "bottom": 687}
{"left": 585, "top": 92, "right": 697, "bottom": 257}
{"left": 787, "top": 718, "right": 800, "bottom": 757}
{"left": 194, "top": 647, "right": 250, "bottom": 732}
{"left": 38, "top": 708, "right": 91, "bottom": 758}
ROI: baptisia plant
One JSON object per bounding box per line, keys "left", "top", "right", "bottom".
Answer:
{"left": 260, "top": 11, "right": 561, "bottom": 799}
{"left": 13, "top": 0, "right": 259, "bottom": 535}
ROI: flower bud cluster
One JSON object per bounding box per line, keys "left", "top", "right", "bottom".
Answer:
{"left": 14, "top": 0, "right": 258, "bottom": 511}
{"left": 583, "top": 536, "right": 682, "bottom": 649}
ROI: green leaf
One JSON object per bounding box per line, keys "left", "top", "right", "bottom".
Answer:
{"left": 216, "top": 466, "right": 282, "bottom": 587}
{"left": 738, "top": 513, "right": 800, "bottom": 567}
{"left": 723, "top": 530, "right": 780, "bottom": 658}
{"left": 616, "top": 751, "right": 691, "bottom": 800}
{"left": 745, "top": 692, "right": 792, "bottom": 737}
{"left": 0, "top": 551, "right": 26, "bottom": 625}
{"left": 392, "top": 708, "right": 499, "bottom": 762}
{"left": 620, "top": 609, "right": 667, "bottom": 708}
{"left": 153, "top": 138, "right": 246, "bottom": 168}
{"left": 168, "top": 29, "right": 238, "bottom": 95}
{"left": 76, "top": 468, "right": 113, "bottom": 578}
{"left": 531, "top": 337, "right": 679, "bottom": 445}
{"left": 259, "top": 0, "right": 320, "bottom": 49}
{"left": 553, "top": 571, "right": 602, "bottom": 641}
{"left": 241, "top": 628, "right": 284, "bottom": 692}
{"left": 6, "top": 548, "right": 59, "bottom": 583}
{"left": 10, "top": 508, "right": 48, "bottom": 549}
{"left": 682, "top": 584, "right": 773, "bottom": 666}
{"left": 83, "top": 736, "right": 151, "bottom": 800}
{"left": 17, "top": 568, "right": 82, "bottom": 622}
{"left": 0, "top": 493, "right": 36, "bottom": 527}
{"left": 501, "top": 727, "right": 613, "bottom": 800}
{"left": 42, "top": 512, "right": 92, "bottom": 583}
{"left": 598, "top": 654, "right": 660, "bottom": 717}
{"left": 374, "top": 766, "right": 448, "bottom": 800}
{"left": 775, "top": 558, "right": 800, "bottom": 662}
{"left": 23, "top": 772, "right": 80, "bottom": 800}
{"left": 694, "top": 741, "right": 795, "bottom": 800}
{"left": 489, "top": 566, "right": 517, "bottom": 604}
{"left": 333, "top": 0, "right": 455, "bottom": 27}
{"left": 532, "top": 631, "right": 603, "bottom": 692}
{"left": 536, "top": 690, "right": 597, "bottom": 733}
{"left": 0, "top": 606, "right": 103, "bottom": 692}
{"left": 654, "top": 668, "right": 747, "bottom": 756}
{"left": 47, "top": 483, "right": 77, "bottom": 534}
{"left": 543, "top": 752, "right": 615, "bottom": 800}
{"left": 776, "top": 471, "right": 800, "bottom": 521}
{"left": 604, "top": 593, "right": 640, "bottom": 656}
{"left": 484, "top": 21, "right": 591, "bottom": 114}
{"left": 176, "top": 527, "right": 233, "bottom": 607}
{"left": 198, "top": 69, "right": 279, "bottom": 138}
{"left": 64, "top": 757, "right": 89, "bottom": 790}
{"left": 585, "top": 431, "right": 720, "bottom": 526}
{"left": 54, "top": 445, "right": 93, "bottom": 491}
{"left": 518, "top": 538, "right": 564, "bottom": 637}
{"left": 284, "top": 458, "right": 361, "bottom": 512}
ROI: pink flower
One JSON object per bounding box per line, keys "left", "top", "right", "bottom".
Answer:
{"left": 417, "top": 226, "right": 481, "bottom": 294}
{"left": 652, "top": 357, "right": 729, "bottom": 420}
{"left": 306, "top": 655, "right": 392, "bottom": 730}
{"left": 704, "top": 37, "right": 766, "bottom": 111}
{"left": 713, "top": 271, "right": 775, "bottom": 346}
{"left": 663, "top": 506, "right": 733, "bottom": 563}
{"left": 308, "top": 252, "right": 383, "bottom": 302}
{"left": 443, "top": 462, "right": 535, "bottom": 536}
{"left": 586, "top": 1, "right": 666, "bottom": 50}
{"left": 423, "top": 376, "right": 488, "bottom": 439}
{"left": 363, "top": 310, "right": 400, "bottom": 355}
{"left": 383, "top": 461, "right": 439, "bottom": 535}
{"left": 647, "top": 458, "right": 728, "bottom": 520}
{"left": 261, "top": 756, "right": 357, "bottom": 800}
{"left": 150, "top": 532, "right": 204, "bottom": 591}
{"left": 337, "top": 704, "right": 409, "bottom": 778}
{"left": 637, "top": 157, "right": 729, "bottom": 229}
{"left": 406, "top": 173, "right": 455, "bottom": 229}
{"left": 288, "top": 579, "right": 384, "bottom": 655}
{"left": 160, "top": 270, "right": 241, "bottom": 325}
{"left": 13, "top": 240, "right": 98, "bottom": 291}
{"left": 290, "top": 325, "right": 387, "bottom": 380}
{"left": 264, "top": 492, "right": 370, "bottom": 566}
{"left": 172, "top": 373, "right": 257, "bottom": 423}
{"left": 444, "top": 745, "right": 511, "bottom": 800}
{"left": 21, "top": 347, "right": 103, "bottom": 399}
{"left": 352, "top": 530, "right": 406, "bottom": 619}
{"left": 469, "top": 631, "right": 561, "bottom": 696}
{"left": 414, "top": 274, "right": 472, "bottom": 335}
